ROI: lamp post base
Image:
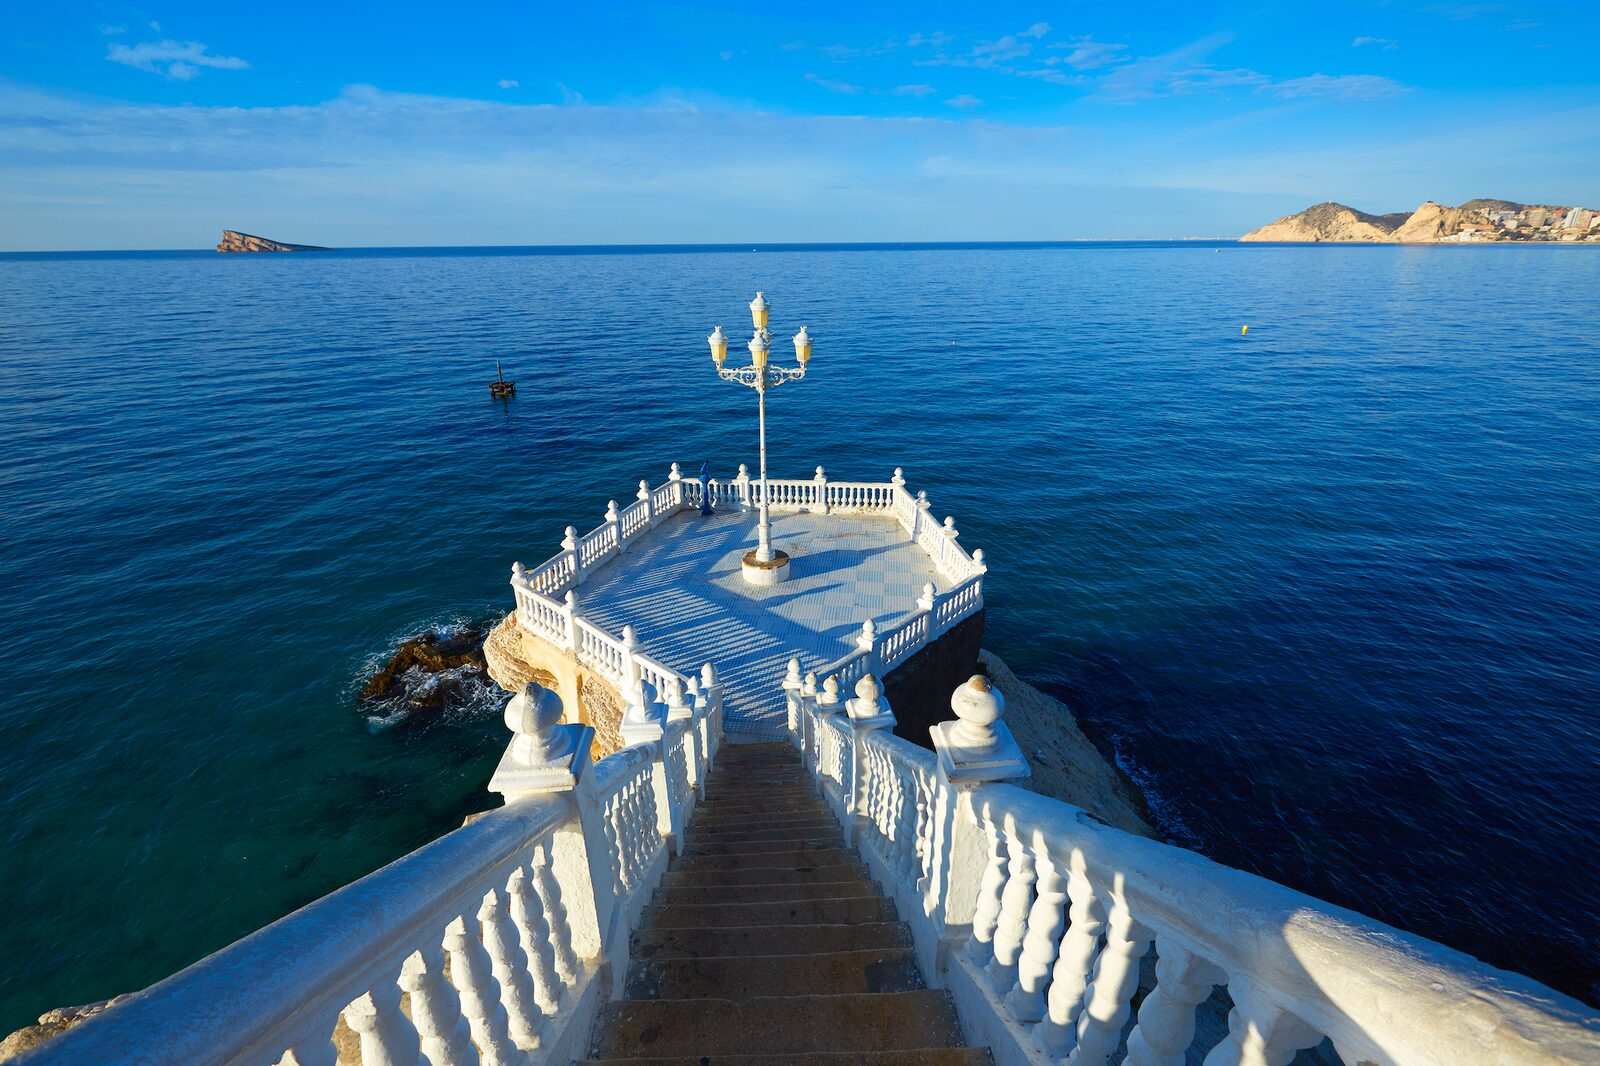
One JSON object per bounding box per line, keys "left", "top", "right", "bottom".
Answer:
{"left": 741, "top": 548, "right": 791, "bottom": 587}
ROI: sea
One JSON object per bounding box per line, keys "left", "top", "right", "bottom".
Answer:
{"left": 1, "top": 242, "right": 1597, "bottom": 1033}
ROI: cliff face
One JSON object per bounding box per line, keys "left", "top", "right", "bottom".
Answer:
{"left": 216, "top": 230, "right": 331, "bottom": 253}
{"left": 1241, "top": 200, "right": 1598, "bottom": 243}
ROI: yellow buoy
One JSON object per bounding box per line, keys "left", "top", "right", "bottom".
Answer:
{"left": 1241, "top": 324, "right": 1249, "bottom": 335}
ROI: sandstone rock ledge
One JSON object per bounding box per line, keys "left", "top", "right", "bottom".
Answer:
{"left": 979, "top": 650, "right": 1154, "bottom": 838}
{"left": 216, "top": 229, "right": 331, "bottom": 253}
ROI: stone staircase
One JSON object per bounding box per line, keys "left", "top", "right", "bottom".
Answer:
{"left": 586, "top": 742, "right": 991, "bottom": 1065}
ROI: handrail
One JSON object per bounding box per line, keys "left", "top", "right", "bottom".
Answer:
{"left": 785, "top": 669, "right": 1600, "bottom": 1066}
{"left": 977, "top": 781, "right": 1600, "bottom": 1066}
{"left": 23, "top": 797, "right": 572, "bottom": 1065}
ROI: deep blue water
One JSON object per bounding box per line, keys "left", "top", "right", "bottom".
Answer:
{"left": 1, "top": 242, "right": 1597, "bottom": 1032}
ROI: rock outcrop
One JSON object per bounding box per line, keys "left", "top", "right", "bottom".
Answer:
{"left": 977, "top": 650, "right": 1154, "bottom": 838}
{"left": 216, "top": 230, "right": 331, "bottom": 253}
{"left": 1240, "top": 201, "right": 1408, "bottom": 243}
{"left": 1241, "top": 200, "right": 1599, "bottom": 243}
{"left": 1, "top": 997, "right": 129, "bottom": 1062}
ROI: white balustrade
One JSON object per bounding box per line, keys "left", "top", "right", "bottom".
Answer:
{"left": 780, "top": 671, "right": 1600, "bottom": 1066}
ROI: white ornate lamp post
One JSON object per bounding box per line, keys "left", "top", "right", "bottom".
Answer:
{"left": 707, "top": 291, "right": 813, "bottom": 586}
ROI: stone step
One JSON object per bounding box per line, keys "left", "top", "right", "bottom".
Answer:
{"left": 690, "top": 812, "right": 835, "bottom": 832}
{"left": 689, "top": 821, "right": 840, "bottom": 843}
{"left": 624, "top": 948, "right": 925, "bottom": 999}
{"left": 588, "top": 990, "right": 967, "bottom": 1058}
{"left": 655, "top": 879, "right": 878, "bottom": 906}
{"left": 587, "top": 1050, "right": 994, "bottom": 1065}
{"left": 641, "top": 896, "right": 895, "bottom": 930}
{"left": 694, "top": 799, "right": 827, "bottom": 816}
{"left": 661, "top": 863, "right": 869, "bottom": 889}
{"left": 683, "top": 835, "right": 842, "bottom": 857}
{"left": 673, "top": 847, "right": 859, "bottom": 872}
{"left": 632, "top": 922, "right": 913, "bottom": 960}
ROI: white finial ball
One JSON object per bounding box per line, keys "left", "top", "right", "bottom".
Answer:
{"left": 505, "top": 682, "right": 564, "bottom": 746}
{"left": 951, "top": 675, "right": 1005, "bottom": 750}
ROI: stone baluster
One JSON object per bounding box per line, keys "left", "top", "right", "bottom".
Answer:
{"left": 605, "top": 500, "right": 624, "bottom": 554}
{"left": 562, "top": 525, "right": 584, "bottom": 585}
{"left": 913, "top": 768, "right": 935, "bottom": 892}
{"left": 814, "top": 673, "right": 841, "bottom": 772}
{"left": 562, "top": 590, "right": 580, "bottom": 650}
{"left": 700, "top": 662, "right": 724, "bottom": 769}
{"left": 735, "top": 463, "right": 751, "bottom": 508}
{"left": 814, "top": 465, "right": 829, "bottom": 514}
{"left": 480, "top": 887, "right": 541, "bottom": 1050}
{"left": 668, "top": 462, "right": 683, "bottom": 508}
{"left": 965, "top": 803, "right": 1009, "bottom": 967}
{"left": 783, "top": 656, "right": 805, "bottom": 744}
{"left": 1036, "top": 852, "right": 1105, "bottom": 1056}
{"left": 401, "top": 946, "right": 476, "bottom": 1066}
{"left": 444, "top": 916, "right": 516, "bottom": 1066}
{"left": 917, "top": 580, "right": 939, "bottom": 636}
{"left": 1125, "top": 945, "right": 1225, "bottom": 1066}
{"left": 341, "top": 982, "right": 419, "bottom": 1066}
{"left": 637, "top": 479, "right": 655, "bottom": 528}
{"left": 283, "top": 1030, "right": 340, "bottom": 1066}
{"left": 508, "top": 866, "right": 562, "bottom": 1020}
{"left": 985, "top": 815, "right": 1038, "bottom": 993}
{"left": 914, "top": 490, "right": 932, "bottom": 539}
{"left": 1200, "top": 977, "right": 1321, "bottom": 1066}
{"left": 1069, "top": 889, "right": 1154, "bottom": 1066}
{"left": 686, "top": 676, "right": 711, "bottom": 793}
{"left": 531, "top": 840, "right": 582, "bottom": 986}
{"left": 1005, "top": 832, "right": 1068, "bottom": 1023}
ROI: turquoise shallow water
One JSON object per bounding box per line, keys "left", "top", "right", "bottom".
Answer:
{"left": 1, "top": 242, "right": 1598, "bottom": 1030}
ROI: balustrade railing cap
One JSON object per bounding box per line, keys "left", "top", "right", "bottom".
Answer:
{"left": 931, "top": 675, "right": 1029, "bottom": 783}
{"left": 490, "top": 682, "right": 594, "bottom": 799}
{"left": 846, "top": 673, "right": 895, "bottom": 728}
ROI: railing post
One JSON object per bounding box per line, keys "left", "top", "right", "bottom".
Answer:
{"left": 913, "top": 490, "right": 932, "bottom": 539}
{"left": 801, "top": 671, "right": 820, "bottom": 767}
{"left": 663, "top": 675, "right": 698, "bottom": 795}
{"left": 638, "top": 479, "right": 655, "bottom": 528}
{"left": 918, "top": 581, "right": 939, "bottom": 638}
{"left": 844, "top": 674, "right": 896, "bottom": 834}
{"left": 562, "top": 590, "right": 580, "bottom": 650}
{"left": 700, "top": 662, "right": 724, "bottom": 769}
{"left": 606, "top": 499, "right": 624, "bottom": 554}
{"left": 891, "top": 466, "right": 906, "bottom": 491}
{"left": 620, "top": 625, "right": 640, "bottom": 689}
{"left": 686, "top": 676, "right": 710, "bottom": 799}
{"left": 783, "top": 656, "right": 805, "bottom": 745}
{"left": 814, "top": 465, "right": 829, "bottom": 514}
{"left": 510, "top": 561, "right": 528, "bottom": 621}
{"left": 487, "top": 682, "right": 608, "bottom": 967}
{"left": 617, "top": 678, "right": 684, "bottom": 853}
{"left": 926, "top": 677, "right": 1030, "bottom": 941}
{"left": 735, "top": 463, "right": 751, "bottom": 508}
{"left": 857, "top": 619, "right": 879, "bottom": 677}
{"left": 668, "top": 462, "right": 684, "bottom": 509}
{"left": 562, "top": 526, "right": 584, "bottom": 585}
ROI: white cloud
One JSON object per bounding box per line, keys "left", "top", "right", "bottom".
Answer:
{"left": 1352, "top": 36, "right": 1400, "bottom": 49}
{"left": 719, "top": 50, "right": 734, "bottom": 60}
{"left": 106, "top": 39, "right": 249, "bottom": 80}
{"left": 892, "top": 84, "right": 937, "bottom": 96}
{"left": 1052, "top": 36, "right": 1129, "bottom": 71}
{"left": 946, "top": 94, "right": 983, "bottom": 109}
{"left": 1272, "top": 74, "right": 1411, "bottom": 100}
{"left": 1021, "top": 22, "right": 1050, "bottom": 39}
{"left": 497, "top": 79, "right": 519, "bottom": 89}
{"left": 98, "top": 23, "right": 126, "bottom": 36}
{"left": 805, "top": 73, "right": 864, "bottom": 94}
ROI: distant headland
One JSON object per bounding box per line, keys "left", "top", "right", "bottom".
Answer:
{"left": 1241, "top": 200, "right": 1598, "bottom": 244}
{"left": 215, "top": 230, "right": 331, "bottom": 253}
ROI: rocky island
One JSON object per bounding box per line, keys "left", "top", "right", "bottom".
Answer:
{"left": 1242, "top": 199, "right": 1599, "bottom": 243}
{"left": 215, "top": 230, "right": 331, "bottom": 253}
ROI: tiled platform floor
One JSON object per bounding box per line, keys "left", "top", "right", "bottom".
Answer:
{"left": 576, "top": 508, "right": 948, "bottom": 737}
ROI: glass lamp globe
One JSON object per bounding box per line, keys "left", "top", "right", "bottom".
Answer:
{"left": 749, "top": 291, "right": 770, "bottom": 331}
{"left": 748, "top": 331, "right": 770, "bottom": 369}
{"left": 707, "top": 325, "right": 728, "bottom": 366}
{"left": 793, "top": 325, "right": 812, "bottom": 365}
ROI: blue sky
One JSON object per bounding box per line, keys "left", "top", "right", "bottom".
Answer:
{"left": 2, "top": 2, "right": 1596, "bottom": 249}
